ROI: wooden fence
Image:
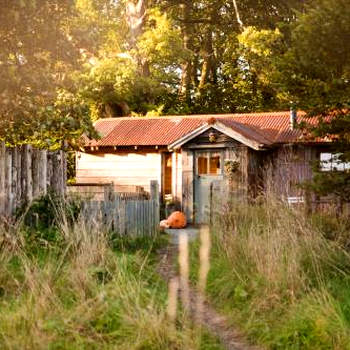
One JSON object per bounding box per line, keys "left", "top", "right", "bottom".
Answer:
{"left": 81, "top": 180, "right": 160, "bottom": 236}
{"left": 0, "top": 142, "right": 67, "bottom": 217}
{"left": 68, "top": 183, "right": 149, "bottom": 201}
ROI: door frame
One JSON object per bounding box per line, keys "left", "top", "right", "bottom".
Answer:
{"left": 193, "top": 149, "right": 224, "bottom": 224}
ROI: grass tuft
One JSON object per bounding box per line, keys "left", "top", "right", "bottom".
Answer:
{"left": 190, "top": 197, "right": 350, "bottom": 349}
{"left": 0, "top": 200, "right": 223, "bottom": 349}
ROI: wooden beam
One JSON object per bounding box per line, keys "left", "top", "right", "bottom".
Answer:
{"left": 168, "top": 121, "right": 268, "bottom": 151}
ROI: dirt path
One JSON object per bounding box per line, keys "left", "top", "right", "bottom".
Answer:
{"left": 157, "top": 242, "right": 260, "bottom": 350}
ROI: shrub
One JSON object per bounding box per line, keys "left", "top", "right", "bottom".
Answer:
{"left": 16, "top": 192, "right": 83, "bottom": 228}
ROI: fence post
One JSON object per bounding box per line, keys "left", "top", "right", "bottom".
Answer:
{"left": 5, "top": 148, "right": 13, "bottom": 216}
{"left": 21, "top": 144, "right": 33, "bottom": 203}
{"left": 150, "top": 180, "right": 160, "bottom": 234}
{"left": 39, "top": 149, "right": 47, "bottom": 196}
{"left": 104, "top": 183, "right": 114, "bottom": 202}
{"left": 32, "top": 148, "right": 40, "bottom": 199}
{"left": 0, "top": 142, "right": 5, "bottom": 216}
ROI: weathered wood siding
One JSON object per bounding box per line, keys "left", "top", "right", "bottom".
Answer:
{"left": 172, "top": 151, "right": 182, "bottom": 203}
{"left": 181, "top": 149, "right": 194, "bottom": 222}
{"left": 181, "top": 125, "right": 256, "bottom": 222}
{"left": 264, "top": 145, "right": 319, "bottom": 198}
{"left": 224, "top": 145, "right": 249, "bottom": 193}
{"left": 76, "top": 151, "right": 162, "bottom": 192}
{"left": 185, "top": 127, "right": 234, "bottom": 148}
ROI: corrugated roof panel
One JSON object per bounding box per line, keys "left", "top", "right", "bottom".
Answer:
{"left": 85, "top": 111, "right": 326, "bottom": 148}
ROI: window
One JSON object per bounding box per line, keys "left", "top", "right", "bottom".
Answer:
{"left": 198, "top": 157, "right": 208, "bottom": 174}
{"left": 209, "top": 156, "right": 221, "bottom": 175}
{"left": 320, "top": 153, "right": 350, "bottom": 172}
{"left": 197, "top": 154, "right": 222, "bottom": 175}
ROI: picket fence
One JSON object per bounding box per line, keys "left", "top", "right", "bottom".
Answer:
{"left": 0, "top": 142, "right": 67, "bottom": 217}
{"left": 81, "top": 180, "right": 160, "bottom": 236}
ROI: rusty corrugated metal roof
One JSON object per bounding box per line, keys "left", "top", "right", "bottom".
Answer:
{"left": 85, "top": 111, "right": 323, "bottom": 148}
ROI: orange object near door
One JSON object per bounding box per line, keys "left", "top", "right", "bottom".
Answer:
{"left": 167, "top": 211, "right": 187, "bottom": 229}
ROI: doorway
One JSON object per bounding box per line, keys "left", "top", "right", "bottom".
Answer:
{"left": 163, "top": 152, "right": 172, "bottom": 198}
{"left": 194, "top": 150, "right": 224, "bottom": 224}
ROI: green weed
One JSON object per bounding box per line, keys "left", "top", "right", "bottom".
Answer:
{"left": 190, "top": 198, "right": 350, "bottom": 349}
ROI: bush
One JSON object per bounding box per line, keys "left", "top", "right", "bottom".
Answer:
{"left": 16, "top": 192, "right": 83, "bottom": 229}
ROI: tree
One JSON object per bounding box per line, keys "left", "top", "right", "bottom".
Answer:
{"left": 0, "top": 0, "right": 309, "bottom": 135}
{"left": 276, "top": 0, "right": 350, "bottom": 202}
{"left": 0, "top": 0, "right": 97, "bottom": 148}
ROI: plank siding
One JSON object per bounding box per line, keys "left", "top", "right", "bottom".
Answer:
{"left": 224, "top": 145, "right": 249, "bottom": 197}
{"left": 186, "top": 128, "right": 239, "bottom": 147}
{"left": 265, "top": 145, "right": 319, "bottom": 198}
{"left": 181, "top": 149, "right": 194, "bottom": 223}
{"left": 76, "top": 152, "right": 162, "bottom": 191}
{"left": 172, "top": 151, "right": 182, "bottom": 203}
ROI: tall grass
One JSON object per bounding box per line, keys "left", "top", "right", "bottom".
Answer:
{"left": 191, "top": 197, "right": 350, "bottom": 349}
{"left": 0, "top": 201, "right": 222, "bottom": 349}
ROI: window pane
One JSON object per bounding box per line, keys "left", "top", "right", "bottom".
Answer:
{"left": 198, "top": 157, "right": 208, "bottom": 174}
{"left": 320, "top": 152, "right": 350, "bottom": 171}
{"left": 320, "top": 153, "right": 332, "bottom": 171}
{"left": 209, "top": 156, "right": 221, "bottom": 174}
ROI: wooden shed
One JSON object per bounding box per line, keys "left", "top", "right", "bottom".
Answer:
{"left": 77, "top": 111, "right": 333, "bottom": 224}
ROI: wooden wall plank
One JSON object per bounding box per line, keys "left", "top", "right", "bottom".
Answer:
{"left": 76, "top": 152, "right": 162, "bottom": 191}
{"left": 181, "top": 149, "right": 194, "bottom": 223}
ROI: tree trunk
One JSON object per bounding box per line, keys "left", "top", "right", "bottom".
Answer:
{"left": 199, "top": 28, "right": 212, "bottom": 89}
{"left": 199, "top": 3, "right": 218, "bottom": 90}
{"left": 179, "top": 0, "right": 193, "bottom": 105}
{"left": 126, "top": 0, "right": 148, "bottom": 48}
{"left": 126, "top": 0, "right": 150, "bottom": 77}
{"left": 192, "top": 54, "right": 199, "bottom": 88}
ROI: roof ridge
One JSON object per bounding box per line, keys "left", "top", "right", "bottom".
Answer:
{"left": 94, "top": 111, "right": 294, "bottom": 123}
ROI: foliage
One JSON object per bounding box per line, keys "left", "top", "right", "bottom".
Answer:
{"left": 58, "top": 0, "right": 307, "bottom": 118}
{"left": 281, "top": 0, "right": 350, "bottom": 200}
{"left": 236, "top": 0, "right": 350, "bottom": 200}
{"left": 0, "top": 0, "right": 97, "bottom": 147}
{"left": 190, "top": 198, "right": 350, "bottom": 349}
{"left": 2, "top": 0, "right": 349, "bottom": 194}
{"left": 17, "top": 192, "right": 82, "bottom": 229}
{"left": 0, "top": 207, "right": 223, "bottom": 349}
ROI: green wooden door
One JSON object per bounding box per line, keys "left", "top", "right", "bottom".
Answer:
{"left": 194, "top": 150, "right": 224, "bottom": 224}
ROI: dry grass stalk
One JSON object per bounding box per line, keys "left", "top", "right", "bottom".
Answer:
{"left": 195, "top": 226, "right": 211, "bottom": 323}
{"left": 178, "top": 231, "right": 190, "bottom": 311}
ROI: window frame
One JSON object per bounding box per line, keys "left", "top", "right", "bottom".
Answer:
{"left": 195, "top": 151, "right": 223, "bottom": 176}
